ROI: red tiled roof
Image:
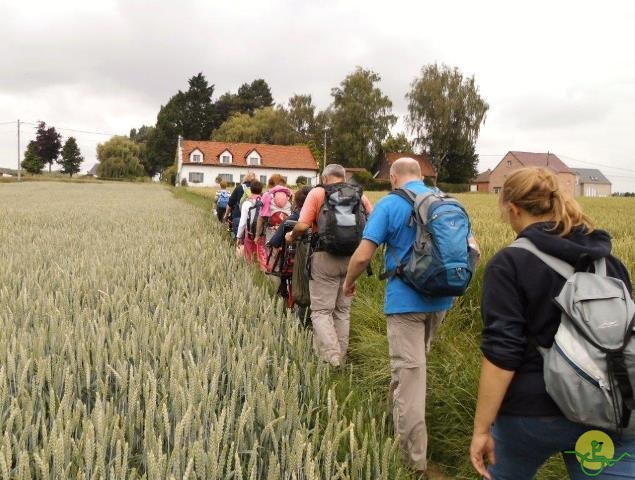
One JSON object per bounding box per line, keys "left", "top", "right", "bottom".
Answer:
{"left": 473, "top": 169, "right": 491, "bottom": 183}
{"left": 182, "top": 140, "right": 318, "bottom": 171}
{"left": 385, "top": 152, "right": 437, "bottom": 177}
{"left": 509, "top": 151, "right": 572, "bottom": 174}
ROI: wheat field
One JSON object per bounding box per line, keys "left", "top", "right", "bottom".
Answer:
{"left": 0, "top": 182, "right": 405, "bottom": 480}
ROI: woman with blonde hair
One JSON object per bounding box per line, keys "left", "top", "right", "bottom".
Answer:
{"left": 470, "top": 167, "right": 634, "bottom": 479}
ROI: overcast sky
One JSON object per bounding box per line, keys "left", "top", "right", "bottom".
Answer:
{"left": 1, "top": 0, "right": 634, "bottom": 191}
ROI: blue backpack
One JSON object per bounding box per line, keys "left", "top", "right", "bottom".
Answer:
{"left": 380, "top": 188, "right": 477, "bottom": 297}
{"left": 217, "top": 190, "right": 230, "bottom": 209}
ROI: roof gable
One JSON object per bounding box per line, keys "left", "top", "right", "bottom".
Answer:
{"left": 508, "top": 151, "right": 572, "bottom": 173}
{"left": 384, "top": 152, "right": 437, "bottom": 177}
{"left": 182, "top": 141, "right": 318, "bottom": 170}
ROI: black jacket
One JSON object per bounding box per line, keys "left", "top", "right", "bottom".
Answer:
{"left": 227, "top": 183, "right": 249, "bottom": 219}
{"left": 481, "top": 222, "right": 632, "bottom": 416}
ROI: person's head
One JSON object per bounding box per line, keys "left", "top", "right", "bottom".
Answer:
{"left": 250, "top": 180, "right": 263, "bottom": 195}
{"left": 389, "top": 157, "right": 422, "bottom": 190}
{"left": 219, "top": 180, "right": 227, "bottom": 189}
{"left": 500, "top": 167, "right": 594, "bottom": 235}
{"left": 321, "top": 164, "right": 346, "bottom": 185}
{"left": 269, "top": 174, "right": 287, "bottom": 187}
{"left": 244, "top": 172, "right": 256, "bottom": 185}
{"left": 294, "top": 186, "right": 312, "bottom": 211}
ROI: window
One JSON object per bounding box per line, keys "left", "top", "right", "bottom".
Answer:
{"left": 219, "top": 173, "right": 233, "bottom": 183}
{"left": 192, "top": 154, "right": 201, "bottom": 163}
{"left": 189, "top": 172, "right": 204, "bottom": 183}
{"left": 221, "top": 155, "right": 231, "bottom": 164}
{"left": 493, "top": 187, "right": 501, "bottom": 194}
{"left": 506, "top": 160, "right": 512, "bottom": 167}
{"left": 240, "top": 174, "right": 246, "bottom": 183}
{"left": 248, "top": 156, "right": 260, "bottom": 166}
{"left": 260, "top": 175, "right": 267, "bottom": 184}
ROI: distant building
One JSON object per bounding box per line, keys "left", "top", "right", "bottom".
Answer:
{"left": 0, "top": 167, "right": 17, "bottom": 177}
{"left": 571, "top": 168, "right": 612, "bottom": 197}
{"left": 176, "top": 138, "right": 319, "bottom": 187}
{"left": 344, "top": 167, "right": 370, "bottom": 184}
{"left": 470, "top": 169, "right": 491, "bottom": 192}
{"left": 375, "top": 152, "right": 437, "bottom": 183}
{"left": 87, "top": 164, "right": 99, "bottom": 177}
{"left": 488, "top": 151, "right": 575, "bottom": 196}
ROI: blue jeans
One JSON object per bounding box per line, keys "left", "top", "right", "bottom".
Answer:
{"left": 489, "top": 415, "right": 635, "bottom": 479}
{"left": 231, "top": 217, "right": 240, "bottom": 239}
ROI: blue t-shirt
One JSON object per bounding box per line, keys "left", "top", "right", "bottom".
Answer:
{"left": 363, "top": 180, "right": 454, "bottom": 315}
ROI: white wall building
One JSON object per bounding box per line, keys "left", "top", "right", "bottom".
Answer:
{"left": 176, "top": 137, "right": 319, "bottom": 187}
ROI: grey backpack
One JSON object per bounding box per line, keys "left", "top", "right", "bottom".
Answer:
{"left": 511, "top": 237, "right": 635, "bottom": 433}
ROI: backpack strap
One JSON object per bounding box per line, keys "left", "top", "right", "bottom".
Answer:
{"left": 509, "top": 237, "right": 575, "bottom": 279}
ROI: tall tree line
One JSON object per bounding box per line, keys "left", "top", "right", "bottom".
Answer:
{"left": 131, "top": 64, "right": 488, "bottom": 183}
{"left": 21, "top": 121, "right": 83, "bottom": 177}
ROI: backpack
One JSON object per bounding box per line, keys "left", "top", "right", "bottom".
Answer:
{"left": 217, "top": 190, "right": 230, "bottom": 209}
{"left": 316, "top": 183, "right": 366, "bottom": 256}
{"left": 510, "top": 237, "right": 635, "bottom": 434}
{"left": 246, "top": 197, "right": 263, "bottom": 239}
{"left": 239, "top": 185, "right": 252, "bottom": 207}
{"left": 380, "top": 188, "right": 476, "bottom": 297}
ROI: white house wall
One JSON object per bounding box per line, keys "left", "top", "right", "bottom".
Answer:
{"left": 178, "top": 165, "right": 319, "bottom": 187}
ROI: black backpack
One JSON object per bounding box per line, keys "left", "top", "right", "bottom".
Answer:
{"left": 246, "top": 196, "right": 263, "bottom": 239}
{"left": 316, "top": 183, "right": 366, "bottom": 256}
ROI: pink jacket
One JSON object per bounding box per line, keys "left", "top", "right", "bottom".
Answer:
{"left": 260, "top": 185, "right": 292, "bottom": 217}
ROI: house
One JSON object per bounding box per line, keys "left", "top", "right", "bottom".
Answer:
{"left": 0, "top": 167, "right": 17, "bottom": 178}
{"left": 86, "top": 164, "right": 99, "bottom": 177}
{"left": 375, "top": 152, "right": 437, "bottom": 183}
{"left": 571, "top": 168, "right": 612, "bottom": 197}
{"left": 470, "top": 169, "right": 491, "bottom": 192}
{"left": 345, "top": 167, "right": 370, "bottom": 184}
{"left": 176, "top": 138, "right": 319, "bottom": 187}
{"left": 488, "top": 151, "right": 576, "bottom": 196}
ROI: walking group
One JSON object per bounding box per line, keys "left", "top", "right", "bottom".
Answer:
{"left": 213, "top": 159, "right": 635, "bottom": 479}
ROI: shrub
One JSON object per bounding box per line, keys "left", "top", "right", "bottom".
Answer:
{"left": 180, "top": 178, "right": 188, "bottom": 187}
{"left": 295, "top": 175, "right": 308, "bottom": 186}
{"left": 161, "top": 165, "right": 178, "bottom": 185}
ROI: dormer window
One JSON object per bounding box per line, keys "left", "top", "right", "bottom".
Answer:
{"left": 219, "top": 149, "right": 233, "bottom": 164}
{"left": 189, "top": 148, "right": 204, "bottom": 163}
{"left": 246, "top": 149, "right": 262, "bottom": 166}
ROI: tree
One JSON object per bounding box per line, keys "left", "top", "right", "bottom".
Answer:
{"left": 382, "top": 133, "right": 414, "bottom": 154}
{"left": 21, "top": 141, "right": 44, "bottom": 174}
{"left": 35, "top": 121, "right": 62, "bottom": 173}
{"left": 145, "top": 73, "right": 218, "bottom": 176}
{"left": 287, "top": 94, "right": 316, "bottom": 141}
{"left": 58, "top": 137, "right": 83, "bottom": 177}
{"left": 330, "top": 67, "right": 396, "bottom": 169}
{"left": 212, "top": 107, "right": 300, "bottom": 145}
{"left": 237, "top": 79, "right": 274, "bottom": 115}
{"left": 406, "top": 63, "right": 488, "bottom": 183}
{"left": 97, "top": 136, "right": 145, "bottom": 179}
{"left": 130, "top": 125, "right": 156, "bottom": 176}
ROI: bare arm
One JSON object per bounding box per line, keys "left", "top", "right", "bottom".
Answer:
{"left": 470, "top": 357, "right": 515, "bottom": 479}
{"left": 342, "top": 240, "right": 378, "bottom": 296}
{"left": 285, "top": 221, "right": 311, "bottom": 243}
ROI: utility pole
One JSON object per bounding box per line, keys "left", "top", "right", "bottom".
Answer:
{"left": 323, "top": 126, "right": 330, "bottom": 172}
{"left": 17, "top": 119, "right": 21, "bottom": 181}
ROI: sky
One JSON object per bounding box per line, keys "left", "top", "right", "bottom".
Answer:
{"left": 1, "top": 0, "right": 635, "bottom": 191}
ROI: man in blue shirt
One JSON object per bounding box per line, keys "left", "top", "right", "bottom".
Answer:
{"left": 343, "top": 157, "right": 460, "bottom": 475}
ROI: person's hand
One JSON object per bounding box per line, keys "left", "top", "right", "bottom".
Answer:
{"left": 342, "top": 279, "right": 357, "bottom": 297}
{"left": 470, "top": 431, "right": 495, "bottom": 480}
{"left": 285, "top": 232, "right": 294, "bottom": 243}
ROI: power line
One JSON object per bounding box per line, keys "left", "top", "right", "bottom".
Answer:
{"left": 0, "top": 120, "right": 16, "bottom": 126}
{"left": 21, "top": 121, "right": 119, "bottom": 137}
{"left": 559, "top": 155, "right": 635, "bottom": 174}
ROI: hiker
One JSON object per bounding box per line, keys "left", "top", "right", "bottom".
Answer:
{"left": 224, "top": 172, "right": 256, "bottom": 239}
{"left": 285, "top": 164, "right": 372, "bottom": 367}
{"left": 214, "top": 180, "right": 231, "bottom": 222}
{"left": 268, "top": 185, "right": 311, "bottom": 249}
{"left": 256, "top": 174, "right": 293, "bottom": 270}
{"left": 342, "top": 157, "right": 476, "bottom": 475}
{"left": 236, "top": 180, "right": 264, "bottom": 263}
{"left": 470, "top": 167, "right": 635, "bottom": 479}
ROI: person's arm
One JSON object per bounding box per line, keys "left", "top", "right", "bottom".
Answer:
{"left": 361, "top": 195, "right": 373, "bottom": 215}
{"left": 285, "top": 221, "right": 310, "bottom": 243}
{"left": 343, "top": 240, "right": 378, "bottom": 296}
{"left": 255, "top": 216, "right": 266, "bottom": 240}
{"left": 470, "top": 358, "right": 515, "bottom": 479}
{"left": 285, "top": 188, "right": 319, "bottom": 243}
{"left": 225, "top": 186, "right": 241, "bottom": 220}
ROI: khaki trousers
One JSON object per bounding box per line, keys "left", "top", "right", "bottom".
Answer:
{"left": 309, "top": 251, "right": 352, "bottom": 366}
{"left": 387, "top": 311, "right": 445, "bottom": 472}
